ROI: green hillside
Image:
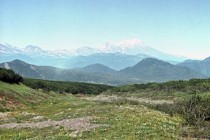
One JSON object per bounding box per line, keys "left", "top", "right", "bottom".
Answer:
{"left": 0, "top": 81, "right": 183, "bottom": 139}
{"left": 0, "top": 68, "right": 209, "bottom": 139}
{"left": 0, "top": 81, "right": 56, "bottom": 111}
{"left": 104, "top": 78, "right": 210, "bottom": 139}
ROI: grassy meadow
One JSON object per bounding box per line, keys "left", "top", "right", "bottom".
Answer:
{"left": 0, "top": 77, "right": 210, "bottom": 139}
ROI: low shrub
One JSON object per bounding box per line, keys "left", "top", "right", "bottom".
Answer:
{"left": 148, "top": 95, "right": 210, "bottom": 139}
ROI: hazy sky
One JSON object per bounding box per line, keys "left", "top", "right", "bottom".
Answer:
{"left": 0, "top": 0, "right": 210, "bottom": 59}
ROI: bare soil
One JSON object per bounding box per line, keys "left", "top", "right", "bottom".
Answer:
{"left": 0, "top": 116, "right": 108, "bottom": 133}
{"left": 0, "top": 112, "right": 8, "bottom": 119}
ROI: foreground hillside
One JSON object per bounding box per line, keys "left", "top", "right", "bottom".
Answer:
{"left": 103, "top": 78, "right": 210, "bottom": 139}
{"left": 0, "top": 81, "right": 184, "bottom": 139}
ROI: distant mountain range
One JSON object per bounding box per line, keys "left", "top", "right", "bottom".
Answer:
{"left": 0, "top": 40, "right": 187, "bottom": 70}
{"left": 179, "top": 57, "right": 210, "bottom": 76}
{"left": 0, "top": 59, "right": 139, "bottom": 85}
{"left": 81, "top": 63, "right": 117, "bottom": 75}
{"left": 119, "top": 58, "right": 205, "bottom": 82}
{"left": 0, "top": 58, "right": 206, "bottom": 85}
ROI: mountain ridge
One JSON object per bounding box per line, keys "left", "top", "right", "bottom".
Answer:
{"left": 119, "top": 58, "right": 205, "bottom": 82}
{"left": 82, "top": 63, "right": 117, "bottom": 74}
{"left": 0, "top": 41, "right": 188, "bottom": 70}
{"left": 179, "top": 57, "right": 210, "bottom": 76}
{"left": 0, "top": 58, "right": 206, "bottom": 85}
{"left": 0, "top": 59, "right": 138, "bottom": 85}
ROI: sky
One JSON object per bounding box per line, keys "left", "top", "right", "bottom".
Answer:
{"left": 0, "top": 0, "right": 210, "bottom": 59}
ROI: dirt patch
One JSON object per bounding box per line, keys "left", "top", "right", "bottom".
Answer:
{"left": 21, "top": 112, "right": 36, "bottom": 116}
{"left": 85, "top": 95, "right": 173, "bottom": 105}
{"left": 0, "top": 112, "right": 8, "bottom": 119}
{"left": 0, "top": 117, "right": 108, "bottom": 133}
{"left": 0, "top": 95, "right": 4, "bottom": 101}
{"left": 30, "top": 116, "right": 45, "bottom": 121}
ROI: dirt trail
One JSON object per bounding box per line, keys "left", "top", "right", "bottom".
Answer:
{"left": 85, "top": 95, "right": 173, "bottom": 104}
{"left": 0, "top": 116, "right": 108, "bottom": 133}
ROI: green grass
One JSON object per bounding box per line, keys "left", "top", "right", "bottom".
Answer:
{"left": 0, "top": 103, "right": 183, "bottom": 139}
{"left": 0, "top": 81, "right": 56, "bottom": 112}
{"left": 80, "top": 105, "right": 182, "bottom": 140}
{"left": 0, "top": 81, "right": 183, "bottom": 139}
{"left": 0, "top": 127, "right": 75, "bottom": 140}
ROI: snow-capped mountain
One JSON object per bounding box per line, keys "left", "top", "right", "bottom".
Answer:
{"left": 100, "top": 39, "right": 146, "bottom": 54}
{"left": 0, "top": 40, "right": 188, "bottom": 69}
{"left": 0, "top": 44, "right": 72, "bottom": 57}
{"left": 96, "top": 39, "right": 186, "bottom": 63}
{"left": 52, "top": 49, "right": 74, "bottom": 57}
{"left": 0, "top": 40, "right": 187, "bottom": 60}
{"left": 100, "top": 39, "right": 185, "bottom": 61}
{"left": 52, "top": 47, "right": 100, "bottom": 57}
{"left": 23, "top": 45, "right": 49, "bottom": 56}
{"left": 0, "top": 44, "right": 23, "bottom": 54}
{"left": 100, "top": 41, "right": 148, "bottom": 55}
{"left": 74, "top": 46, "right": 100, "bottom": 56}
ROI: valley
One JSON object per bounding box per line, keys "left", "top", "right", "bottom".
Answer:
{"left": 1, "top": 0, "right": 210, "bottom": 139}
{"left": 0, "top": 81, "right": 183, "bottom": 139}
{"left": 0, "top": 69, "right": 210, "bottom": 139}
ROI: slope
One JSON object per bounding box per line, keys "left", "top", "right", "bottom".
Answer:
{"left": 0, "top": 60, "right": 139, "bottom": 85}
{"left": 65, "top": 53, "right": 149, "bottom": 70}
{"left": 119, "top": 58, "right": 205, "bottom": 82}
{"left": 0, "top": 81, "right": 55, "bottom": 111}
{"left": 0, "top": 80, "right": 182, "bottom": 139}
{"left": 179, "top": 57, "right": 210, "bottom": 76}
{"left": 81, "top": 63, "right": 117, "bottom": 74}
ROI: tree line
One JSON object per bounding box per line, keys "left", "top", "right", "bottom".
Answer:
{"left": 23, "top": 78, "right": 113, "bottom": 95}
{"left": 0, "top": 68, "right": 23, "bottom": 84}
{"left": 110, "top": 79, "right": 210, "bottom": 94}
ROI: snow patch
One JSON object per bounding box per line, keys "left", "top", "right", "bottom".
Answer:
{"left": 30, "top": 66, "right": 39, "bottom": 72}
{"left": 30, "top": 66, "right": 36, "bottom": 70}
{"left": 4, "top": 63, "right": 10, "bottom": 69}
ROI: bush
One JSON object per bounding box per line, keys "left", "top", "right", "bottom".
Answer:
{"left": 150, "top": 95, "right": 210, "bottom": 127}
{"left": 148, "top": 95, "right": 210, "bottom": 138}
{"left": 0, "top": 68, "right": 23, "bottom": 84}
{"left": 110, "top": 79, "right": 210, "bottom": 94}
{"left": 180, "top": 96, "right": 210, "bottom": 127}
{"left": 149, "top": 95, "right": 210, "bottom": 137}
